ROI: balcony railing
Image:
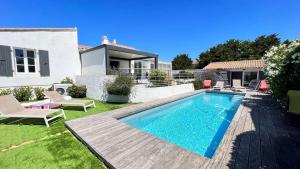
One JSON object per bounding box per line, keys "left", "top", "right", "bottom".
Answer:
{"left": 107, "top": 68, "right": 195, "bottom": 87}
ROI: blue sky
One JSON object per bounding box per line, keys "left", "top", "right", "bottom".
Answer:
{"left": 1, "top": 0, "right": 299, "bottom": 61}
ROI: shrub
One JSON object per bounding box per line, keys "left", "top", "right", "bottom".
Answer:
{"left": 34, "top": 87, "right": 46, "bottom": 100}
{"left": 13, "top": 86, "right": 33, "bottom": 102}
{"left": 263, "top": 39, "right": 300, "bottom": 100}
{"left": 61, "top": 77, "right": 74, "bottom": 84}
{"left": 149, "top": 69, "right": 167, "bottom": 86}
{"left": 67, "top": 85, "right": 87, "bottom": 98}
{"left": 48, "top": 85, "right": 54, "bottom": 91}
{"left": 0, "top": 88, "right": 12, "bottom": 96}
{"left": 106, "top": 75, "right": 133, "bottom": 96}
{"left": 193, "top": 80, "right": 203, "bottom": 90}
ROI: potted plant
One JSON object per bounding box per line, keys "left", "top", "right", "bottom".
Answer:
{"left": 106, "top": 75, "right": 133, "bottom": 103}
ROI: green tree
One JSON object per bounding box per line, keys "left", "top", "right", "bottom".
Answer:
{"left": 196, "top": 34, "right": 280, "bottom": 68}
{"left": 172, "top": 54, "right": 193, "bottom": 70}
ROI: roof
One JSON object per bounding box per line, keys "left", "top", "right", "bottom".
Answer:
{"left": 0, "top": 28, "right": 77, "bottom": 32}
{"left": 78, "top": 45, "right": 92, "bottom": 52}
{"left": 203, "top": 59, "right": 265, "bottom": 70}
{"left": 109, "top": 43, "right": 136, "bottom": 50}
{"left": 192, "top": 60, "right": 198, "bottom": 65}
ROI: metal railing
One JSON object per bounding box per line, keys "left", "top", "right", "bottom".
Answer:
{"left": 107, "top": 68, "right": 195, "bottom": 87}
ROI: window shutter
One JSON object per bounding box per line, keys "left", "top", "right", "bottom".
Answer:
{"left": 0, "top": 45, "right": 13, "bottom": 77}
{"left": 39, "top": 50, "right": 50, "bottom": 76}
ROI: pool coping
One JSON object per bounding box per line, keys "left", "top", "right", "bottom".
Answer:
{"left": 65, "top": 89, "right": 249, "bottom": 168}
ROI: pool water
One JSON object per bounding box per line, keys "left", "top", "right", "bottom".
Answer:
{"left": 120, "top": 92, "right": 244, "bottom": 158}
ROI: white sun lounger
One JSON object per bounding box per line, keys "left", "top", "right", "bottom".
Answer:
{"left": 231, "top": 79, "right": 246, "bottom": 91}
{"left": 0, "top": 94, "right": 66, "bottom": 127}
{"left": 44, "top": 91, "right": 96, "bottom": 112}
{"left": 213, "top": 81, "right": 224, "bottom": 90}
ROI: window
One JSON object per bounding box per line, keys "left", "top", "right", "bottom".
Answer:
{"left": 15, "top": 49, "right": 25, "bottom": 72}
{"left": 14, "top": 48, "right": 36, "bottom": 73}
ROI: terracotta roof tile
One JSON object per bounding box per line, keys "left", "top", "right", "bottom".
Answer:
{"left": 203, "top": 59, "right": 265, "bottom": 70}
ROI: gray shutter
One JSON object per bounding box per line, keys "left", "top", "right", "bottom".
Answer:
{"left": 0, "top": 45, "right": 13, "bottom": 76}
{"left": 39, "top": 50, "right": 50, "bottom": 76}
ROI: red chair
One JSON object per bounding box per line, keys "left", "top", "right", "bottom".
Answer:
{"left": 204, "top": 80, "right": 212, "bottom": 88}
{"left": 258, "top": 80, "right": 269, "bottom": 92}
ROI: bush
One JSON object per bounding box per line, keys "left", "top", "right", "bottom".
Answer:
{"left": 34, "top": 87, "right": 46, "bottom": 100}
{"left": 67, "top": 85, "right": 87, "bottom": 98}
{"left": 264, "top": 40, "right": 300, "bottom": 100}
{"left": 149, "top": 69, "right": 167, "bottom": 86}
{"left": 193, "top": 80, "right": 203, "bottom": 90}
{"left": 13, "top": 86, "right": 33, "bottom": 102}
{"left": 0, "top": 88, "right": 12, "bottom": 96}
{"left": 61, "top": 77, "right": 74, "bottom": 84}
{"left": 48, "top": 85, "right": 54, "bottom": 91}
{"left": 106, "top": 75, "right": 133, "bottom": 96}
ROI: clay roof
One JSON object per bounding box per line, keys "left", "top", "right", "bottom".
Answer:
{"left": 203, "top": 59, "right": 265, "bottom": 70}
{"left": 78, "top": 45, "right": 93, "bottom": 52}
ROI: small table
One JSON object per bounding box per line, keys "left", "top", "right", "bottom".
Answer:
{"left": 30, "top": 102, "right": 60, "bottom": 109}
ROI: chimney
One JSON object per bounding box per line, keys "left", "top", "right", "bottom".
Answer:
{"left": 112, "top": 39, "right": 117, "bottom": 44}
{"left": 101, "top": 36, "right": 109, "bottom": 44}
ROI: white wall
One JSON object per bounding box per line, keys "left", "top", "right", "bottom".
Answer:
{"left": 130, "top": 84, "right": 195, "bottom": 102}
{"left": 81, "top": 47, "right": 106, "bottom": 76}
{"left": 0, "top": 30, "right": 81, "bottom": 88}
{"left": 76, "top": 75, "right": 115, "bottom": 100}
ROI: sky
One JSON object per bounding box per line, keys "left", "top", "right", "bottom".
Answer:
{"left": 1, "top": 0, "right": 300, "bottom": 62}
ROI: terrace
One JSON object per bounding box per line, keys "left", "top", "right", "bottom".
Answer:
{"left": 65, "top": 90, "right": 300, "bottom": 169}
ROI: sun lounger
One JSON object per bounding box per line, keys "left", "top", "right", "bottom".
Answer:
{"left": 258, "top": 80, "right": 269, "bottom": 92}
{"left": 0, "top": 94, "right": 66, "bottom": 127}
{"left": 44, "top": 91, "right": 96, "bottom": 112}
{"left": 231, "top": 79, "right": 245, "bottom": 91}
{"left": 213, "top": 81, "right": 224, "bottom": 90}
{"left": 204, "top": 80, "right": 212, "bottom": 88}
{"left": 248, "top": 79, "right": 260, "bottom": 90}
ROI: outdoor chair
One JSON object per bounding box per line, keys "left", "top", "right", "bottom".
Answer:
{"left": 231, "top": 79, "right": 245, "bottom": 91}
{"left": 248, "top": 79, "right": 260, "bottom": 90}
{"left": 213, "top": 81, "right": 224, "bottom": 90}
{"left": 44, "top": 91, "right": 96, "bottom": 112}
{"left": 258, "top": 80, "right": 269, "bottom": 92}
{"left": 203, "top": 80, "right": 212, "bottom": 88}
{"left": 0, "top": 94, "right": 66, "bottom": 127}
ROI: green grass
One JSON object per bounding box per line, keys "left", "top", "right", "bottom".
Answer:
{"left": 0, "top": 100, "right": 131, "bottom": 169}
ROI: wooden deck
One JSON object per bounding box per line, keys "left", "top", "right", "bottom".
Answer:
{"left": 65, "top": 91, "right": 300, "bottom": 169}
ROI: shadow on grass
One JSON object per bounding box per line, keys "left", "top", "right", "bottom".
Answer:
{"left": 46, "top": 132, "right": 104, "bottom": 169}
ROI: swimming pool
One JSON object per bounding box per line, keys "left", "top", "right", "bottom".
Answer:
{"left": 121, "top": 92, "right": 244, "bottom": 158}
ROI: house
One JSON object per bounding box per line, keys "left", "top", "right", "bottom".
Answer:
{"left": 77, "top": 36, "right": 173, "bottom": 100}
{"left": 0, "top": 28, "right": 81, "bottom": 88}
{"left": 203, "top": 59, "right": 266, "bottom": 86}
{"left": 80, "top": 36, "right": 171, "bottom": 79}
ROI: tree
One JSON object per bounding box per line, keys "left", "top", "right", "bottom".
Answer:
{"left": 196, "top": 34, "right": 280, "bottom": 68}
{"left": 172, "top": 54, "right": 193, "bottom": 70}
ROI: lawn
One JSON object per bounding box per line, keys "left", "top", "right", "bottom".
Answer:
{"left": 0, "top": 99, "right": 131, "bottom": 169}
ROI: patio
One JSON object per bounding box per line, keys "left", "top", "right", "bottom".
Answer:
{"left": 65, "top": 90, "right": 300, "bottom": 169}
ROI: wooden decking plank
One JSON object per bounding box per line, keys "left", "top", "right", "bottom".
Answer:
{"left": 167, "top": 149, "right": 191, "bottom": 169}
{"left": 178, "top": 152, "right": 207, "bottom": 169}
{"left": 77, "top": 118, "right": 121, "bottom": 135}
{"left": 67, "top": 116, "right": 112, "bottom": 130}
{"left": 248, "top": 106, "right": 262, "bottom": 169}
{"left": 233, "top": 108, "right": 252, "bottom": 169}
{"left": 219, "top": 102, "right": 248, "bottom": 169}
{"left": 259, "top": 105, "right": 277, "bottom": 169}
{"left": 80, "top": 121, "right": 126, "bottom": 138}
{"left": 119, "top": 138, "right": 165, "bottom": 169}
{"left": 109, "top": 135, "right": 157, "bottom": 164}
{"left": 85, "top": 123, "right": 130, "bottom": 142}
{"left": 206, "top": 104, "right": 245, "bottom": 169}
{"left": 91, "top": 127, "right": 140, "bottom": 151}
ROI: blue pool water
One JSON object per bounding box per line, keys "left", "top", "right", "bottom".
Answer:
{"left": 120, "top": 92, "right": 243, "bottom": 158}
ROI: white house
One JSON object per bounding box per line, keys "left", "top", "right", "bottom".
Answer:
{"left": 76, "top": 36, "right": 174, "bottom": 100}
{"left": 0, "top": 28, "right": 81, "bottom": 88}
